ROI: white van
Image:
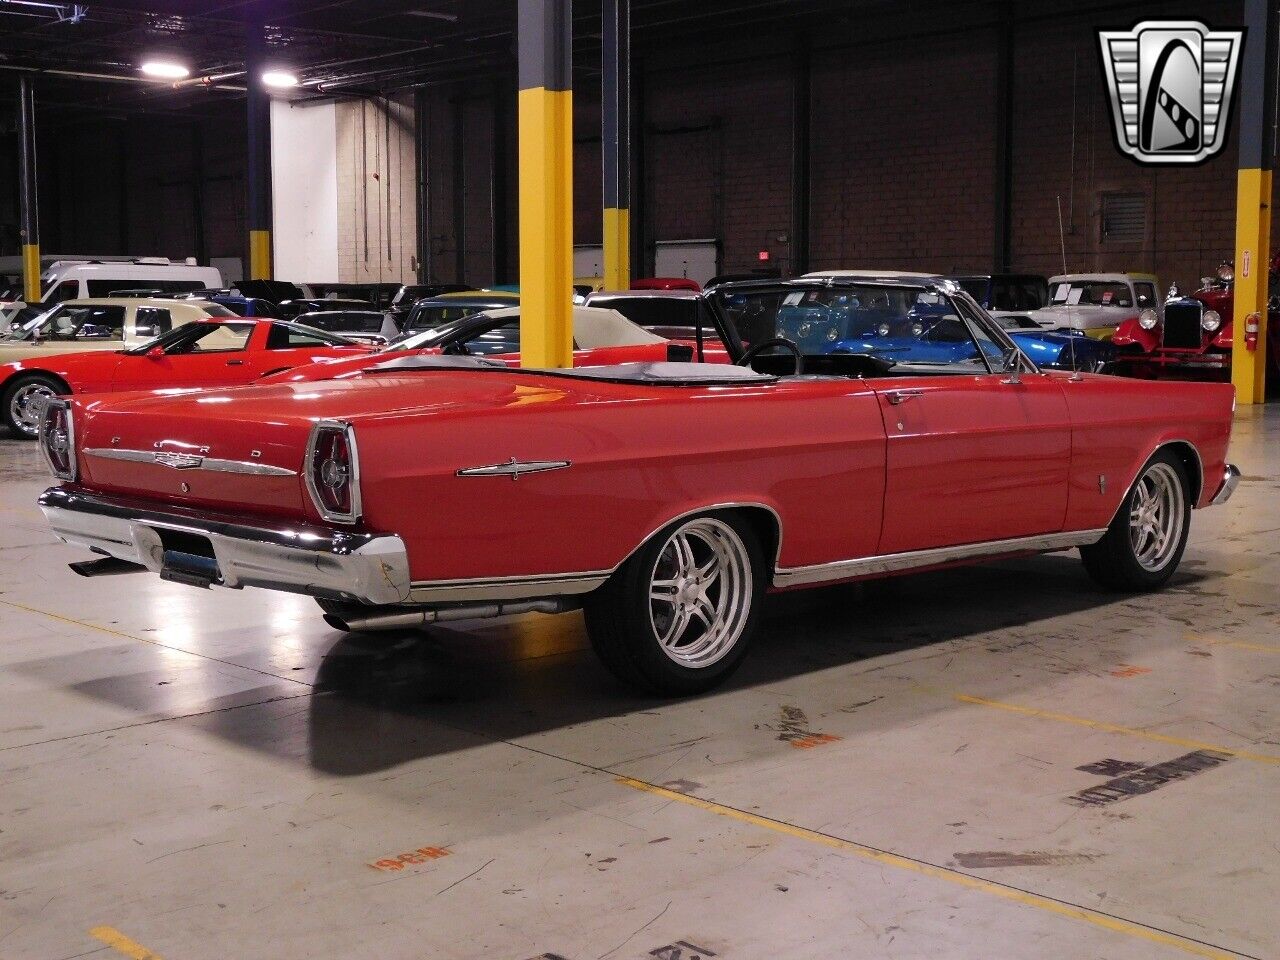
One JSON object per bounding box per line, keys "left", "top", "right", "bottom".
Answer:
{"left": 35, "top": 259, "right": 223, "bottom": 305}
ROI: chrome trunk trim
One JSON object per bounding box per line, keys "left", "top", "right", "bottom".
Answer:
{"left": 38, "top": 487, "right": 410, "bottom": 605}
{"left": 84, "top": 447, "right": 298, "bottom": 477}
{"left": 772, "top": 528, "right": 1108, "bottom": 589}
{"left": 1209, "top": 463, "right": 1241, "bottom": 505}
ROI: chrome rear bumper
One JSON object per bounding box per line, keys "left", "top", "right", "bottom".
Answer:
{"left": 38, "top": 486, "right": 411, "bottom": 605}
{"left": 1209, "top": 463, "right": 1241, "bottom": 506}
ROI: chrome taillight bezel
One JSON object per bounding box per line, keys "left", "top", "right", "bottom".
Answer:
{"left": 38, "top": 396, "right": 76, "bottom": 482}
{"left": 304, "top": 419, "right": 362, "bottom": 524}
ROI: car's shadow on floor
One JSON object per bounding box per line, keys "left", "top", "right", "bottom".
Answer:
{"left": 297, "top": 553, "right": 1213, "bottom": 776}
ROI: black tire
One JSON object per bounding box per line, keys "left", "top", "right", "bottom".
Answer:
{"left": 584, "top": 511, "right": 766, "bottom": 696}
{"left": 2, "top": 373, "right": 65, "bottom": 440}
{"left": 1081, "top": 449, "right": 1191, "bottom": 591}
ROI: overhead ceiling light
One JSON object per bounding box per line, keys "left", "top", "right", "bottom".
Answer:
{"left": 139, "top": 59, "right": 190, "bottom": 79}
{"left": 262, "top": 70, "right": 299, "bottom": 88}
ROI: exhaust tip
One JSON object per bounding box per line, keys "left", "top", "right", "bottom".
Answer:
{"left": 322, "top": 613, "right": 353, "bottom": 632}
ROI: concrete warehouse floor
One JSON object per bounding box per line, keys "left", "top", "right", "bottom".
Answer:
{"left": 0, "top": 408, "right": 1276, "bottom": 960}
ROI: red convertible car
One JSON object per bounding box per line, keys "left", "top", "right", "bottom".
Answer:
{"left": 1, "top": 318, "right": 375, "bottom": 438}
{"left": 36, "top": 276, "right": 1239, "bottom": 695}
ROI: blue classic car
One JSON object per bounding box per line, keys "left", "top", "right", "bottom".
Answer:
{"left": 773, "top": 287, "right": 1112, "bottom": 372}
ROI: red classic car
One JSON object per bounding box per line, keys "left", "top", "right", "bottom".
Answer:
{"left": 1, "top": 318, "right": 375, "bottom": 438}
{"left": 259, "top": 305, "right": 703, "bottom": 384}
{"left": 1111, "top": 259, "right": 1280, "bottom": 381}
{"left": 37, "top": 276, "right": 1239, "bottom": 695}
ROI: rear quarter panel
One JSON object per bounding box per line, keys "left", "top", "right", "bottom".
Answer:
{"left": 1056, "top": 373, "right": 1234, "bottom": 527}
{"left": 352, "top": 378, "right": 889, "bottom": 583}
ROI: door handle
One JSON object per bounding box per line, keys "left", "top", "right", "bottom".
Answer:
{"left": 226, "top": 359, "right": 244, "bottom": 366}
{"left": 886, "top": 389, "right": 924, "bottom": 405}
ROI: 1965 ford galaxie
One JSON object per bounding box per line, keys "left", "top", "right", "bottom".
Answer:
{"left": 36, "top": 276, "right": 1239, "bottom": 695}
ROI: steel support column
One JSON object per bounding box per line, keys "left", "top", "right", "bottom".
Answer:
{"left": 992, "top": 1, "right": 1014, "bottom": 273}
{"left": 17, "top": 75, "right": 39, "bottom": 303}
{"left": 245, "top": 22, "right": 273, "bottom": 280}
{"left": 1232, "top": 0, "right": 1278, "bottom": 404}
{"left": 518, "top": 0, "right": 573, "bottom": 368}
{"left": 414, "top": 87, "right": 431, "bottom": 283}
{"left": 791, "top": 40, "right": 811, "bottom": 277}
{"left": 602, "top": 0, "right": 630, "bottom": 290}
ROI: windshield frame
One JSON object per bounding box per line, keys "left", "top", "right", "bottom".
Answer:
{"left": 708, "top": 278, "right": 1033, "bottom": 375}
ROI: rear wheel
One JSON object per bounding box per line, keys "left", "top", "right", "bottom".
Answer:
{"left": 2, "top": 373, "right": 64, "bottom": 440}
{"left": 584, "top": 512, "right": 765, "bottom": 695}
{"left": 1081, "top": 450, "right": 1190, "bottom": 591}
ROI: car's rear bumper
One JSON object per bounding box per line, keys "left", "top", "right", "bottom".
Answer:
{"left": 38, "top": 486, "right": 412, "bottom": 605}
{"left": 1209, "top": 464, "right": 1242, "bottom": 506}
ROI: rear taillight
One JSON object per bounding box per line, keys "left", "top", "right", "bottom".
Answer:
{"left": 38, "top": 397, "right": 76, "bottom": 481}
{"left": 305, "top": 420, "right": 361, "bottom": 523}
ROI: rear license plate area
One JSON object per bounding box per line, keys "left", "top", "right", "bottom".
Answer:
{"left": 155, "top": 528, "right": 222, "bottom": 588}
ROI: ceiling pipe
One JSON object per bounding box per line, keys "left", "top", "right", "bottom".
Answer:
{"left": 0, "top": 63, "right": 246, "bottom": 90}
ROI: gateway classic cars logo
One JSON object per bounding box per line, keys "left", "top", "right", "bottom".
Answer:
{"left": 1098, "top": 20, "right": 1243, "bottom": 165}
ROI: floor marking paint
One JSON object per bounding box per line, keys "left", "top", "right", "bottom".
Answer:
{"left": 1209, "top": 639, "right": 1280, "bottom": 654}
{"left": 951, "top": 694, "right": 1280, "bottom": 765}
{"left": 89, "top": 926, "right": 164, "bottom": 959}
{"left": 369, "top": 845, "right": 451, "bottom": 871}
{"left": 1110, "top": 664, "right": 1152, "bottom": 678}
{"left": 616, "top": 777, "right": 1250, "bottom": 960}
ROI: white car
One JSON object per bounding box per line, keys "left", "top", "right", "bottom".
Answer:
{"left": 1028, "top": 273, "right": 1162, "bottom": 334}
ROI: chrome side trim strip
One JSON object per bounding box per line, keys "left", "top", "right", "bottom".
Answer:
{"left": 84, "top": 447, "right": 297, "bottom": 477}
{"left": 457, "top": 458, "right": 572, "bottom": 479}
{"left": 772, "top": 528, "right": 1108, "bottom": 589}
{"left": 407, "top": 570, "right": 610, "bottom": 603}
{"left": 1209, "top": 463, "right": 1241, "bottom": 506}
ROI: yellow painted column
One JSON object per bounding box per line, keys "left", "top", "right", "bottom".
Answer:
{"left": 249, "top": 229, "right": 272, "bottom": 281}
{"left": 603, "top": 207, "right": 630, "bottom": 291}
{"left": 22, "top": 244, "right": 40, "bottom": 304}
{"left": 1231, "top": 169, "right": 1270, "bottom": 405}
{"left": 1232, "top": 0, "right": 1277, "bottom": 404}
{"left": 518, "top": 0, "right": 574, "bottom": 369}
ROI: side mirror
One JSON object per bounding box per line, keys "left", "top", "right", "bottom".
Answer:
{"left": 1001, "top": 347, "right": 1022, "bottom": 384}
{"left": 146, "top": 345, "right": 165, "bottom": 358}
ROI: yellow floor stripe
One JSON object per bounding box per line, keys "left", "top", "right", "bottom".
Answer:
{"left": 617, "top": 777, "right": 1243, "bottom": 960}
{"left": 89, "top": 926, "right": 164, "bottom": 960}
{"left": 1208, "top": 639, "right": 1280, "bottom": 654}
{"left": 952, "top": 694, "right": 1280, "bottom": 765}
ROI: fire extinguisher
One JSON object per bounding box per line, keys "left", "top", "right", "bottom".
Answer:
{"left": 1244, "top": 312, "right": 1260, "bottom": 351}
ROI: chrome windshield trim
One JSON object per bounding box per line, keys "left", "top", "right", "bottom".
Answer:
{"left": 84, "top": 447, "right": 297, "bottom": 477}
{"left": 772, "top": 529, "right": 1108, "bottom": 589}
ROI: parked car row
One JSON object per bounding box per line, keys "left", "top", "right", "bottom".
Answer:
{"left": 28, "top": 272, "right": 1240, "bottom": 695}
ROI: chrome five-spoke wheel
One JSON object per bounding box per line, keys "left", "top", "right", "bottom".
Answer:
{"left": 584, "top": 511, "right": 765, "bottom": 695}
{"left": 1128, "top": 461, "right": 1186, "bottom": 572}
{"left": 648, "top": 517, "right": 754, "bottom": 669}
{"left": 1082, "top": 449, "right": 1191, "bottom": 591}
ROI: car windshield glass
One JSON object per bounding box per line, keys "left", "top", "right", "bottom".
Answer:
{"left": 390, "top": 314, "right": 500, "bottom": 351}
{"left": 716, "top": 284, "right": 1007, "bottom": 369}
{"left": 593, "top": 296, "right": 700, "bottom": 334}
{"left": 301, "top": 311, "right": 385, "bottom": 333}
{"left": 995, "top": 315, "right": 1042, "bottom": 330}
{"left": 404, "top": 302, "right": 511, "bottom": 334}
{"left": 129, "top": 321, "right": 254, "bottom": 354}
{"left": 1048, "top": 281, "right": 1132, "bottom": 308}
{"left": 3, "top": 303, "right": 125, "bottom": 341}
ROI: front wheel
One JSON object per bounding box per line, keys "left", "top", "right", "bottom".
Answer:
{"left": 1081, "top": 450, "right": 1190, "bottom": 591}
{"left": 3, "top": 373, "right": 64, "bottom": 439}
{"left": 584, "top": 512, "right": 765, "bottom": 695}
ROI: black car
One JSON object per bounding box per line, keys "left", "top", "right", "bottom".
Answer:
{"left": 276, "top": 297, "right": 377, "bottom": 321}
